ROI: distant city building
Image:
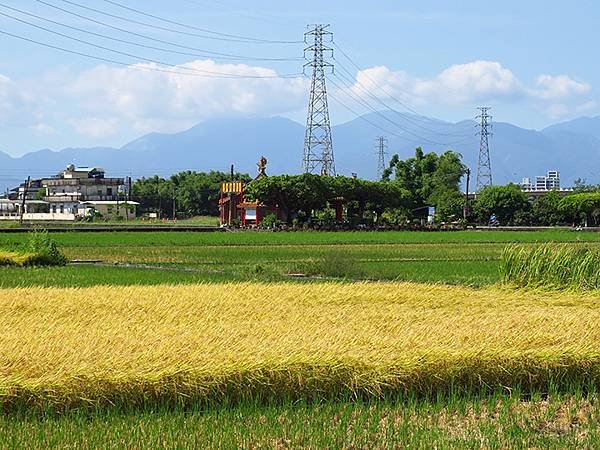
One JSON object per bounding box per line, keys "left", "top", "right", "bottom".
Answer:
{"left": 0, "top": 165, "right": 138, "bottom": 221}
{"left": 521, "top": 177, "right": 533, "bottom": 191}
{"left": 521, "top": 170, "right": 561, "bottom": 192}
{"left": 518, "top": 169, "right": 573, "bottom": 199}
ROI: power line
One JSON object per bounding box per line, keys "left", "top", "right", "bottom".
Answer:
{"left": 333, "top": 60, "right": 473, "bottom": 140}
{"left": 0, "top": 13, "right": 302, "bottom": 79}
{"left": 54, "top": 0, "right": 300, "bottom": 44}
{"left": 327, "top": 74, "right": 452, "bottom": 146}
{"left": 328, "top": 88, "right": 474, "bottom": 151}
{"left": 99, "top": 0, "right": 301, "bottom": 44}
{"left": 180, "top": 0, "right": 297, "bottom": 27}
{"left": 333, "top": 41, "right": 474, "bottom": 136}
{"left": 33, "top": 0, "right": 300, "bottom": 61}
{"left": 0, "top": 3, "right": 301, "bottom": 62}
{"left": 0, "top": 29, "right": 302, "bottom": 79}
{"left": 332, "top": 41, "right": 435, "bottom": 121}
{"left": 327, "top": 90, "right": 410, "bottom": 142}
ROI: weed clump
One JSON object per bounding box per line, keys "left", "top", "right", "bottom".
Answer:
{"left": 501, "top": 244, "right": 600, "bottom": 290}
{"left": 0, "top": 230, "right": 67, "bottom": 267}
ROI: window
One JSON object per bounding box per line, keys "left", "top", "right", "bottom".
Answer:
{"left": 107, "top": 188, "right": 113, "bottom": 196}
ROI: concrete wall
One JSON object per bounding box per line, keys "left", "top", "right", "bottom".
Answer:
{"left": 0, "top": 213, "right": 77, "bottom": 221}
{"left": 92, "top": 204, "right": 137, "bottom": 219}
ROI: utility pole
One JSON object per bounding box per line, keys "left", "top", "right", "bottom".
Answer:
{"left": 464, "top": 168, "right": 471, "bottom": 221}
{"left": 229, "top": 164, "right": 235, "bottom": 226}
{"left": 172, "top": 184, "right": 176, "bottom": 221}
{"left": 375, "top": 136, "right": 388, "bottom": 180}
{"left": 125, "top": 175, "right": 132, "bottom": 221}
{"left": 19, "top": 176, "right": 30, "bottom": 225}
{"left": 475, "top": 107, "right": 493, "bottom": 192}
{"left": 302, "top": 24, "right": 335, "bottom": 176}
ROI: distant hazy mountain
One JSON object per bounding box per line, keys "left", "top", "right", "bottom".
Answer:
{"left": 2, "top": 113, "right": 599, "bottom": 191}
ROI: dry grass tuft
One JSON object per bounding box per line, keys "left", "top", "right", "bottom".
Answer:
{"left": 1, "top": 282, "right": 600, "bottom": 411}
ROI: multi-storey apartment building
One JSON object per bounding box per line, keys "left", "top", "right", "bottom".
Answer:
{"left": 0, "top": 165, "right": 137, "bottom": 221}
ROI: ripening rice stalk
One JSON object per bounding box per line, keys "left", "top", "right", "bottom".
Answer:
{"left": 501, "top": 244, "right": 600, "bottom": 289}
{"left": 0, "top": 251, "right": 40, "bottom": 267}
{"left": 1, "top": 282, "right": 600, "bottom": 411}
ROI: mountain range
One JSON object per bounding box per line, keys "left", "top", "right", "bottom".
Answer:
{"left": 2, "top": 112, "right": 599, "bottom": 191}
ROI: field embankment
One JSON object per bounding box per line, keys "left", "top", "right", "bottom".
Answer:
{"left": 2, "top": 282, "right": 600, "bottom": 412}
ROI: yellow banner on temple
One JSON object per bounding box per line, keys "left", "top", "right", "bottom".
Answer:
{"left": 221, "top": 182, "right": 244, "bottom": 194}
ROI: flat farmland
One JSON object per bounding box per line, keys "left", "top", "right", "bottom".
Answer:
{"left": 0, "top": 229, "right": 597, "bottom": 287}
{"left": 2, "top": 228, "right": 600, "bottom": 448}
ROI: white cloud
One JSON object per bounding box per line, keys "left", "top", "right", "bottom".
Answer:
{"left": 342, "top": 61, "right": 592, "bottom": 111}
{"left": 63, "top": 60, "right": 308, "bottom": 136}
{"left": 418, "top": 61, "right": 523, "bottom": 102}
{"left": 532, "top": 74, "right": 591, "bottom": 100}
{"left": 0, "top": 74, "right": 39, "bottom": 128}
{"left": 0, "top": 59, "right": 596, "bottom": 146}
{"left": 30, "top": 123, "right": 57, "bottom": 136}
{"left": 68, "top": 117, "right": 120, "bottom": 139}
{"left": 346, "top": 61, "right": 525, "bottom": 106}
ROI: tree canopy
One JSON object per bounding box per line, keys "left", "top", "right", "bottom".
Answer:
{"left": 131, "top": 171, "right": 250, "bottom": 218}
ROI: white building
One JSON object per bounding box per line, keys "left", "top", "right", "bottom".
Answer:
{"left": 522, "top": 170, "right": 561, "bottom": 192}
{"left": 0, "top": 165, "right": 138, "bottom": 221}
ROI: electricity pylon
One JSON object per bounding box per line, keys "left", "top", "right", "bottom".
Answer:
{"left": 476, "top": 107, "right": 493, "bottom": 192}
{"left": 302, "top": 24, "right": 335, "bottom": 176}
{"left": 375, "top": 136, "right": 388, "bottom": 180}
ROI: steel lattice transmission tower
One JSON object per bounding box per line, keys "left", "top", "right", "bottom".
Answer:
{"left": 475, "top": 107, "right": 493, "bottom": 192}
{"left": 375, "top": 136, "right": 388, "bottom": 180}
{"left": 302, "top": 24, "right": 335, "bottom": 176}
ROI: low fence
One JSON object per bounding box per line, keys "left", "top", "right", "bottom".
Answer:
{"left": 0, "top": 213, "right": 77, "bottom": 221}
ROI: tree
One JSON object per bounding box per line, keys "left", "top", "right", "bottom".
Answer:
{"left": 559, "top": 192, "right": 600, "bottom": 226}
{"left": 433, "top": 190, "right": 465, "bottom": 222}
{"left": 532, "top": 190, "right": 565, "bottom": 226}
{"left": 245, "top": 174, "right": 331, "bottom": 222}
{"left": 132, "top": 171, "right": 250, "bottom": 218}
{"left": 246, "top": 174, "right": 411, "bottom": 225}
{"left": 472, "top": 184, "right": 530, "bottom": 225}
{"left": 386, "top": 148, "right": 467, "bottom": 219}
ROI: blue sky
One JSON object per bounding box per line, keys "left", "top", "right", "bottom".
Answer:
{"left": 0, "top": 0, "right": 598, "bottom": 155}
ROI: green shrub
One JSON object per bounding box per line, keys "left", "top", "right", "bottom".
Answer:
{"left": 260, "top": 213, "right": 282, "bottom": 229}
{"left": 289, "top": 252, "right": 366, "bottom": 280}
{"left": 25, "top": 230, "right": 68, "bottom": 266}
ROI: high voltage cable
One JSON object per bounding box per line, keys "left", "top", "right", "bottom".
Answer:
{"left": 0, "top": 12, "right": 302, "bottom": 79}
{"left": 99, "top": 0, "right": 301, "bottom": 44}
{"left": 327, "top": 91, "right": 415, "bottom": 143}
{"left": 336, "top": 65, "right": 474, "bottom": 145}
{"left": 0, "top": 29, "right": 302, "bottom": 79}
{"left": 333, "top": 61, "right": 473, "bottom": 140}
{"left": 33, "top": 0, "right": 300, "bottom": 61}
{"left": 328, "top": 76, "right": 474, "bottom": 148}
{"left": 181, "top": 0, "right": 297, "bottom": 27}
{"left": 333, "top": 41, "right": 469, "bottom": 130}
{"left": 54, "top": 0, "right": 301, "bottom": 44}
{"left": 0, "top": 3, "right": 302, "bottom": 62}
{"left": 332, "top": 41, "right": 432, "bottom": 120}
{"left": 327, "top": 74, "right": 456, "bottom": 146}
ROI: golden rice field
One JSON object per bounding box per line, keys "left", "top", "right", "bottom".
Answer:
{"left": 2, "top": 282, "right": 600, "bottom": 411}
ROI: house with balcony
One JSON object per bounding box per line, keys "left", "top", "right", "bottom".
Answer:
{"left": 0, "top": 165, "right": 138, "bottom": 221}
